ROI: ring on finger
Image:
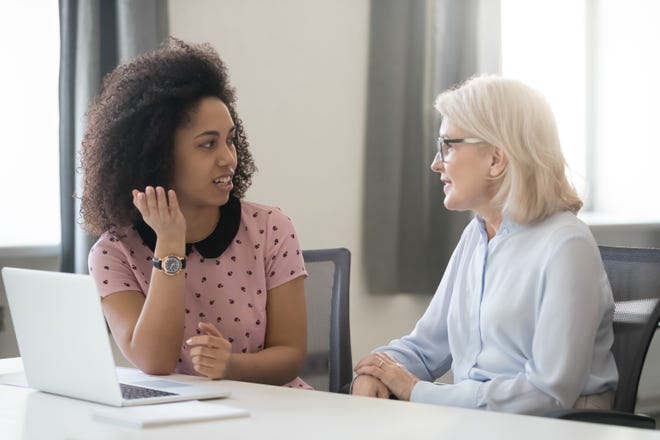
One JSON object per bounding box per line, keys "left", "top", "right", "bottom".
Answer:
{"left": 378, "top": 360, "right": 384, "bottom": 368}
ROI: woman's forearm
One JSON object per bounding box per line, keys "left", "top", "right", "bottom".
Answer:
{"left": 127, "top": 272, "right": 186, "bottom": 374}
{"left": 225, "top": 345, "right": 306, "bottom": 385}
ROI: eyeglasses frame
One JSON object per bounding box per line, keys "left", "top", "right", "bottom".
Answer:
{"left": 436, "top": 137, "right": 484, "bottom": 162}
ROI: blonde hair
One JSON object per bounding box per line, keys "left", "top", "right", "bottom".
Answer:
{"left": 434, "top": 75, "right": 582, "bottom": 224}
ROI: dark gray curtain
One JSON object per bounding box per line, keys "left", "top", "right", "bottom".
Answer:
{"left": 363, "top": 0, "right": 500, "bottom": 294}
{"left": 59, "top": 0, "right": 168, "bottom": 273}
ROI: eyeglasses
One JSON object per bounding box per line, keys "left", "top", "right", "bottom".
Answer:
{"left": 435, "top": 137, "right": 485, "bottom": 162}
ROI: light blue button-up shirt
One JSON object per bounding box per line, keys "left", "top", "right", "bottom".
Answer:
{"left": 376, "top": 211, "right": 618, "bottom": 415}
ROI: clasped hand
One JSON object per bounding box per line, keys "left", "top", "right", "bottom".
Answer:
{"left": 353, "top": 353, "right": 420, "bottom": 401}
{"left": 186, "top": 322, "right": 233, "bottom": 380}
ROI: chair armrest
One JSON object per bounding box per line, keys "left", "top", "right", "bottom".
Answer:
{"left": 546, "top": 408, "right": 656, "bottom": 430}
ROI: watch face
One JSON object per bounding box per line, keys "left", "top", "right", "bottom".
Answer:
{"left": 164, "top": 257, "right": 182, "bottom": 274}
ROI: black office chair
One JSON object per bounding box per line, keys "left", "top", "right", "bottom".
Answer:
{"left": 299, "top": 248, "right": 352, "bottom": 393}
{"left": 549, "top": 245, "right": 660, "bottom": 429}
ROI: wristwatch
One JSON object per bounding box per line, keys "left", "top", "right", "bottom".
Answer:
{"left": 152, "top": 255, "right": 186, "bottom": 275}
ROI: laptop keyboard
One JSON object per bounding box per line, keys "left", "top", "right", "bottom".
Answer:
{"left": 120, "top": 383, "right": 177, "bottom": 400}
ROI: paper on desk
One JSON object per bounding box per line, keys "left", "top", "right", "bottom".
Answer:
{"left": 92, "top": 400, "right": 249, "bottom": 428}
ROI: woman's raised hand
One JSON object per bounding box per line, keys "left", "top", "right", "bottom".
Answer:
{"left": 132, "top": 186, "right": 186, "bottom": 243}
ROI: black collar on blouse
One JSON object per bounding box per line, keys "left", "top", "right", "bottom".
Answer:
{"left": 135, "top": 196, "right": 241, "bottom": 258}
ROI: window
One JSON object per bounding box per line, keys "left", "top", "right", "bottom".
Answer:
{"left": 501, "top": 0, "right": 660, "bottom": 221}
{"left": 0, "top": 2, "right": 61, "bottom": 247}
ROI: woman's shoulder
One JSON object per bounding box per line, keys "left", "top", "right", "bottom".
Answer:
{"left": 90, "top": 225, "right": 143, "bottom": 255}
{"left": 240, "top": 200, "right": 296, "bottom": 224}
{"left": 526, "top": 210, "right": 596, "bottom": 249}
{"left": 238, "top": 199, "right": 304, "bottom": 255}
{"left": 538, "top": 210, "right": 591, "bottom": 234}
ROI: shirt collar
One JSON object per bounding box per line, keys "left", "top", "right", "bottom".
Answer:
{"left": 475, "top": 214, "right": 520, "bottom": 238}
{"left": 135, "top": 195, "right": 241, "bottom": 258}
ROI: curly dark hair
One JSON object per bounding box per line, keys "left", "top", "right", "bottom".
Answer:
{"left": 80, "top": 37, "right": 256, "bottom": 236}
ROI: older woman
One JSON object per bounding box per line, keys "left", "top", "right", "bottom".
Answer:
{"left": 352, "top": 75, "right": 617, "bottom": 415}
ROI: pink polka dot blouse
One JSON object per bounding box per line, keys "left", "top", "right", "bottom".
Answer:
{"left": 88, "top": 198, "right": 311, "bottom": 389}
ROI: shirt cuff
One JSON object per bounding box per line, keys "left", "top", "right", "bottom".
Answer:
{"left": 411, "top": 380, "right": 482, "bottom": 408}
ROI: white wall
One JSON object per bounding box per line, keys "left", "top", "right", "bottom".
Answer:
{"left": 168, "top": 0, "right": 431, "bottom": 362}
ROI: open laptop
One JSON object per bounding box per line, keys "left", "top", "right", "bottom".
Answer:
{"left": 1, "top": 267, "right": 230, "bottom": 406}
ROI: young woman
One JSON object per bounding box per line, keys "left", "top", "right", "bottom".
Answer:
{"left": 351, "top": 75, "right": 618, "bottom": 414}
{"left": 80, "top": 38, "right": 310, "bottom": 388}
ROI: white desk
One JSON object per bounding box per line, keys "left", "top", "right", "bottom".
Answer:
{"left": 0, "top": 357, "right": 657, "bottom": 440}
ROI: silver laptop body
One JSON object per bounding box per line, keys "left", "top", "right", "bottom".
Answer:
{"left": 2, "top": 267, "right": 230, "bottom": 406}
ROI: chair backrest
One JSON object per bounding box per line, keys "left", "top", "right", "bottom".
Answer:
{"left": 599, "top": 246, "right": 660, "bottom": 412}
{"left": 300, "top": 248, "right": 352, "bottom": 392}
